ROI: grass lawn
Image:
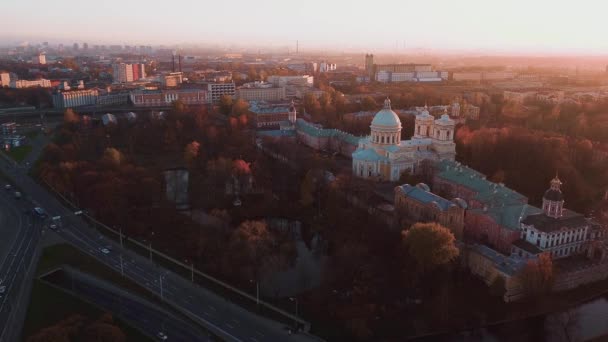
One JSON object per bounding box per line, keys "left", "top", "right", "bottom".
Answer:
{"left": 22, "top": 280, "right": 151, "bottom": 341}
{"left": 2, "top": 145, "right": 33, "bottom": 163}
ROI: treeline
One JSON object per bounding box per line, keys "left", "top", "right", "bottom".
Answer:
{"left": 456, "top": 126, "right": 608, "bottom": 212}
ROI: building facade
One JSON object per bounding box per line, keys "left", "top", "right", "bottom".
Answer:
{"left": 236, "top": 84, "right": 285, "bottom": 102}
{"left": 206, "top": 82, "right": 236, "bottom": 103}
{"left": 11, "top": 79, "right": 51, "bottom": 88}
{"left": 514, "top": 177, "right": 595, "bottom": 260}
{"left": 352, "top": 99, "right": 456, "bottom": 182}
{"left": 0, "top": 73, "right": 10, "bottom": 87}
{"left": 130, "top": 89, "right": 210, "bottom": 107}
{"left": 52, "top": 89, "right": 99, "bottom": 108}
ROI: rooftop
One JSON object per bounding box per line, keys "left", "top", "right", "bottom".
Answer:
{"left": 352, "top": 148, "right": 388, "bottom": 162}
{"left": 471, "top": 244, "right": 527, "bottom": 276}
{"left": 396, "top": 183, "right": 456, "bottom": 211}
{"left": 522, "top": 209, "right": 589, "bottom": 232}
{"left": 512, "top": 239, "right": 543, "bottom": 255}
{"left": 435, "top": 160, "right": 528, "bottom": 207}
{"left": 469, "top": 204, "right": 541, "bottom": 231}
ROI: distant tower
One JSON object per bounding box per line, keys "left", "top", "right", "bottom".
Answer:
{"left": 365, "top": 54, "right": 375, "bottom": 80}
{"left": 542, "top": 175, "right": 564, "bottom": 218}
{"left": 451, "top": 100, "right": 460, "bottom": 118}
{"left": 296, "top": 40, "right": 299, "bottom": 54}
{"left": 288, "top": 100, "right": 297, "bottom": 124}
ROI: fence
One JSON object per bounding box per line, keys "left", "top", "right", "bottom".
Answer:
{"left": 41, "top": 179, "right": 312, "bottom": 332}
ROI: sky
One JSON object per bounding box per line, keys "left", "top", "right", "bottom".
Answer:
{"left": 3, "top": 0, "right": 608, "bottom": 54}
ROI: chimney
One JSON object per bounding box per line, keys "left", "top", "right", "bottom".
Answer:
{"left": 172, "top": 55, "right": 175, "bottom": 72}
{"left": 179, "top": 55, "right": 182, "bottom": 73}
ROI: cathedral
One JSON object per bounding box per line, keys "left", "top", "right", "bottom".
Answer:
{"left": 352, "top": 98, "right": 456, "bottom": 181}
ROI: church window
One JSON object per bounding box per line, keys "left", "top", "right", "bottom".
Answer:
{"left": 447, "top": 131, "right": 451, "bottom": 139}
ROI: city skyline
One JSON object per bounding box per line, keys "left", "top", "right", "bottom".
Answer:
{"left": 4, "top": 0, "right": 608, "bottom": 55}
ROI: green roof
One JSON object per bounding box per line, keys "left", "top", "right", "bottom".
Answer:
{"left": 435, "top": 160, "right": 527, "bottom": 207}
{"left": 470, "top": 204, "right": 541, "bottom": 231}
{"left": 295, "top": 119, "right": 361, "bottom": 146}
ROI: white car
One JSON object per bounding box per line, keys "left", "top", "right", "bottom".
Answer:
{"left": 100, "top": 248, "right": 110, "bottom": 255}
{"left": 4, "top": 184, "right": 11, "bottom": 191}
{"left": 0, "top": 286, "right": 6, "bottom": 294}
{"left": 157, "top": 332, "right": 168, "bottom": 340}
{"left": 49, "top": 224, "right": 58, "bottom": 230}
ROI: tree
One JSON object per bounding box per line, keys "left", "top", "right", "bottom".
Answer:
{"left": 401, "top": 222, "right": 459, "bottom": 274}
{"left": 300, "top": 170, "right": 316, "bottom": 207}
{"left": 101, "top": 147, "right": 123, "bottom": 167}
{"left": 519, "top": 253, "right": 554, "bottom": 297}
{"left": 171, "top": 99, "right": 187, "bottom": 113}
{"left": 231, "top": 98, "right": 249, "bottom": 117}
{"left": 183, "top": 141, "right": 201, "bottom": 168}
{"left": 361, "top": 96, "right": 377, "bottom": 111}
{"left": 63, "top": 108, "right": 79, "bottom": 124}
{"left": 219, "top": 95, "right": 233, "bottom": 115}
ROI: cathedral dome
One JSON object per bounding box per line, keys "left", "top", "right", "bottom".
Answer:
{"left": 371, "top": 98, "right": 401, "bottom": 128}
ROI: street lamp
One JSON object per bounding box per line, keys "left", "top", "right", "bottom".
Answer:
{"left": 149, "top": 231, "right": 154, "bottom": 261}
{"left": 289, "top": 297, "right": 299, "bottom": 331}
{"left": 250, "top": 279, "right": 259, "bottom": 306}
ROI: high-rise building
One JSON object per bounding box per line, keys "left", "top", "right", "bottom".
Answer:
{"left": 206, "top": 82, "right": 236, "bottom": 102}
{"left": 0, "top": 72, "right": 10, "bottom": 87}
{"left": 112, "top": 63, "right": 146, "bottom": 83}
{"left": 73, "top": 43, "right": 79, "bottom": 51}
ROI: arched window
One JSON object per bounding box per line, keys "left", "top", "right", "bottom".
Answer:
{"left": 436, "top": 131, "right": 440, "bottom": 138}
{"left": 447, "top": 131, "right": 451, "bottom": 140}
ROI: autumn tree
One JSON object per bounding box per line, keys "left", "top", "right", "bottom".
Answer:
{"left": 231, "top": 98, "right": 249, "bottom": 117}
{"left": 401, "top": 222, "right": 459, "bottom": 274}
{"left": 171, "top": 99, "right": 187, "bottom": 113}
{"left": 519, "top": 253, "right": 554, "bottom": 297}
{"left": 101, "top": 147, "right": 123, "bottom": 167}
{"left": 63, "top": 108, "right": 79, "bottom": 124}
{"left": 184, "top": 141, "right": 201, "bottom": 169}
{"left": 361, "top": 96, "right": 377, "bottom": 111}
{"left": 219, "top": 95, "right": 233, "bottom": 115}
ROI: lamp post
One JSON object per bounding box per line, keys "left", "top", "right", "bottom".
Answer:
{"left": 160, "top": 273, "right": 164, "bottom": 301}
{"left": 289, "top": 297, "right": 298, "bottom": 331}
{"left": 149, "top": 231, "right": 154, "bottom": 262}
{"left": 250, "top": 279, "right": 259, "bottom": 306}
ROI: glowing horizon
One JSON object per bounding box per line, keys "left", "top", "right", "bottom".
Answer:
{"left": 4, "top": 0, "right": 608, "bottom": 55}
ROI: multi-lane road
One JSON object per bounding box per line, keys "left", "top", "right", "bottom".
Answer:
{"left": 43, "top": 267, "right": 212, "bottom": 341}
{"left": 0, "top": 184, "right": 40, "bottom": 341}
{"left": 0, "top": 142, "right": 319, "bottom": 341}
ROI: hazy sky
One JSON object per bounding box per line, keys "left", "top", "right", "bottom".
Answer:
{"left": 4, "top": 0, "right": 608, "bottom": 54}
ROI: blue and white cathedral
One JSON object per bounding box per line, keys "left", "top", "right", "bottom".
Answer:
{"left": 352, "top": 98, "right": 456, "bottom": 181}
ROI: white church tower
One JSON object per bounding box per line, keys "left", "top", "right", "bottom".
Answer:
{"left": 431, "top": 109, "right": 456, "bottom": 160}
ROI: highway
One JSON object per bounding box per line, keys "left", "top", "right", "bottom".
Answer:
{"left": 43, "top": 267, "right": 212, "bottom": 341}
{"left": 0, "top": 145, "right": 319, "bottom": 341}
{"left": 0, "top": 185, "right": 40, "bottom": 341}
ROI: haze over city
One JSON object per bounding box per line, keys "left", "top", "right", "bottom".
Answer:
{"left": 4, "top": 0, "right": 608, "bottom": 54}
{"left": 4, "top": 1, "right": 608, "bottom": 342}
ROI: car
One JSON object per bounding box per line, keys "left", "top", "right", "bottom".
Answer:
{"left": 100, "top": 248, "right": 110, "bottom": 255}
{"left": 233, "top": 198, "right": 242, "bottom": 207}
{"left": 49, "top": 224, "right": 58, "bottom": 230}
{"left": 0, "top": 286, "right": 5, "bottom": 294}
{"left": 33, "top": 207, "right": 47, "bottom": 219}
{"left": 14, "top": 191, "right": 21, "bottom": 199}
{"left": 4, "top": 184, "right": 11, "bottom": 191}
{"left": 156, "top": 332, "right": 168, "bottom": 340}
